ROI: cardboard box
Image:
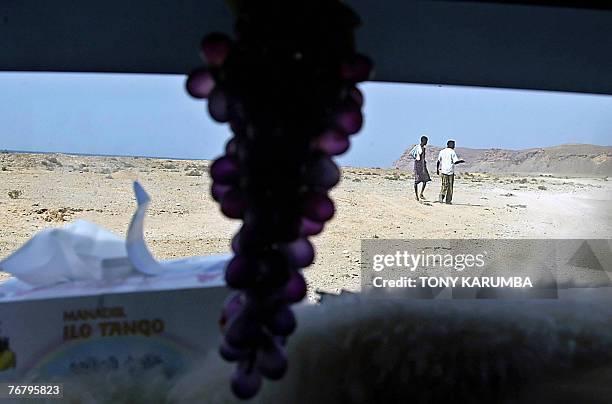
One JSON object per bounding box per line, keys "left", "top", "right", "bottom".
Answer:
{"left": 0, "top": 257, "right": 230, "bottom": 382}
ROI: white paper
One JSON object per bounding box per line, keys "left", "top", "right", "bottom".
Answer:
{"left": 0, "top": 181, "right": 231, "bottom": 292}
{"left": 0, "top": 220, "right": 128, "bottom": 286}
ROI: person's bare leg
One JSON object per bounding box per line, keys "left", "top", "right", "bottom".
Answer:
{"left": 414, "top": 184, "right": 420, "bottom": 201}
{"left": 420, "top": 183, "right": 427, "bottom": 200}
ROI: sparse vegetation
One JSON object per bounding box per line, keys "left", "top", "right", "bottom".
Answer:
{"left": 34, "top": 207, "right": 83, "bottom": 222}
{"left": 8, "top": 190, "right": 22, "bottom": 199}
{"left": 384, "top": 173, "right": 403, "bottom": 181}
{"left": 162, "top": 162, "right": 178, "bottom": 170}
{"left": 184, "top": 163, "right": 206, "bottom": 175}
{"left": 40, "top": 156, "right": 63, "bottom": 171}
{"left": 40, "top": 160, "right": 55, "bottom": 170}
{"left": 45, "top": 156, "right": 62, "bottom": 166}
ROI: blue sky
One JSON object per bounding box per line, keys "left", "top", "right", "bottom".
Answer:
{"left": 0, "top": 72, "right": 610, "bottom": 168}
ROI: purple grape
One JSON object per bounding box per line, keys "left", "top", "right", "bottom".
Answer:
{"left": 283, "top": 272, "right": 307, "bottom": 303}
{"left": 282, "top": 238, "right": 315, "bottom": 268}
{"left": 186, "top": 68, "right": 215, "bottom": 99}
{"left": 231, "top": 101, "right": 248, "bottom": 123}
{"left": 231, "top": 364, "right": 262, "bottom": 400}
{"left": 254, "top": 251, "right": 291, "bottom": 289}
{"left": 300, "top": 219, "right": 324, "bottom": 237}
{"left": 231, "top": 232, "right": 241, "bottom": 253}
{"left": 314, "top": 130, "right": 350, "bottom": 155}
{"left": 231, "top": 225, "right": 260, "bottom": 254}
{"left": 305, "top": 155, "right": 340, "bottom": 189}
{"left": 200, "top": 33, "right": 232, "bottom": 66}
{"left": 220, "top": 292, "right": 244, "bottom": 328}
{"left": 229, "top": 120, "right": 247, "bottom": 137}
{"left": 265, "top": 305, "right": 296, "bottom": 336}
{"left": 300, "top": 217, "right": 324, "bottom": 236}
{"left": 211, "top": 182, "right": 232, "bottom": 202}
{"left": 225, "top": 310, "right": 261, "bottom": 348}
{"left": 221, "top": 189, "right": 248, "bottom": 219}
{"left": 225, "top": 255, "right": 256, "bottom": 288}
{"left": 208, "top": 88, "right": 230, "bottom": 122}
{"left": 303, "top": 193, "right": 335, "bottom": 222}
{"left": 340, "top": 54, "right": 373, "bottom": 82}
{"left": 349, "top": 86, "right": 363, "bottom": 106}
{"left": 274, "top": 335, "right": 287, "bottom": 346}
{"left": 225, "top": 138, "right": 238, "bottom": 156}
{"left": 219, "top": 338, "right": 250, "bottom": 362}
{"left": 335, "top": 104, "right": 363, "bottom": 135}
{"left": 256, "top": 340, "right": 288, "bottom": 380}
{"left": 210, "top": 156, "right": 240, "bottom": 184}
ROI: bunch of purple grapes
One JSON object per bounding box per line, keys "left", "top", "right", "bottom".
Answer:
{"left": 186, "top": 1, "right": 371, "bottom": 399}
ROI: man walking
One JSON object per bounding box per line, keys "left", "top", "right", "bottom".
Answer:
{"left": 410, "top": 135, "right": 431, "bottom": 201}
{"left": 436, "top": 140, "right": 465, "bottom": 204}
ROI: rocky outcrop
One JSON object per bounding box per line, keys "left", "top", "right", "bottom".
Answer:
{"left": 394, "top": 144, "right": 612, "bottom": 176}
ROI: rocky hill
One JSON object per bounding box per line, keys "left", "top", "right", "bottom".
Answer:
{"left": 394, "top": 144, "right": 612, "bottom": 176}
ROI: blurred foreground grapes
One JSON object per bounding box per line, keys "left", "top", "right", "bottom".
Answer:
{"left": 187, "top": 0, "right": 371, "bottom": 399}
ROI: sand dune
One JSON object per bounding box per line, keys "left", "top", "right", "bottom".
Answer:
{"left": 1, "top": 152, "right": 611, "bottom": 301}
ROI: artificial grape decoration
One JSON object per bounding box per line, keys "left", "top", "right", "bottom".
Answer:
{"left": 187, "top": 1, "right": 372, "bottom": 399}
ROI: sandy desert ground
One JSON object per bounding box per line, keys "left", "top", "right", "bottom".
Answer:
{"left": 1, "top": 152, "right": 611, "bottom": 301}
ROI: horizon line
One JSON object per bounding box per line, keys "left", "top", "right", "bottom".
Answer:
{"left": 2, "top": 141, "right": 610, "bottom": 167}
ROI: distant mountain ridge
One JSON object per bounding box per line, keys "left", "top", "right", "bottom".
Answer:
{"left": 393, "top": 144, "right": 612, "bottom": 176}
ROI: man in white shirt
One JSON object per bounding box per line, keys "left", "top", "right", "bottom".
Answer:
{"left": 436, "top": 140, "right": 465, "bottom": 204}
